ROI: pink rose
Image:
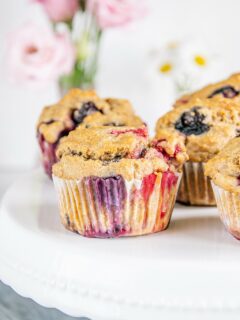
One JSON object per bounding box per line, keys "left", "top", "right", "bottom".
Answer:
{"left": 34, "top": 0, "right": 79, "bottom": 22}
{"left": 7, "top": 23, "right": 75, "bottom": 85}
{"left": 88, "top": 0, "right": 146, "bottom": 29}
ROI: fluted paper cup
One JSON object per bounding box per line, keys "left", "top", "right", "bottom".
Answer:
{"left": 53, "top": 171, "right": 181, "bottom": 238}
{"left": 212, "top": 182, "right": 240, "bottom": 240}
{"left": 177, "top": 162, "right": 215, "bottom": 206}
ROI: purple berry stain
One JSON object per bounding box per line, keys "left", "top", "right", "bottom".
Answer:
{"left": 84, "top": 175, "right": 127, "bottom": 238}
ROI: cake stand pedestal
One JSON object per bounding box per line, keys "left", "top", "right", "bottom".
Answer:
{"left": 0, "top": 170, "right": 240, "bottom": 320}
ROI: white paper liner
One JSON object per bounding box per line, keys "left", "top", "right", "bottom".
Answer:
{"left": 177, "top": 162, "right": 215, "bottom": 206}
{"left": 53, "top": 172, "right": 181, "bottom": 238}
{"left": 212, "top": 182, "right": 240, "bottom": 239}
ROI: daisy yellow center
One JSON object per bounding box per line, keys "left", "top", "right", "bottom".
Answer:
{"left": 159, "top": 63, "right": 172, "bottom": 73}
{"left": 194, "top": 55, "right": 207, "bottom": 67}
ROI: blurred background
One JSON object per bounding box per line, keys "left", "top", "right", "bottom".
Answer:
{"left": 1, "top": 1, "right": 240, "bottom": 319}
{"left": 1, "top": 0, "right": 240, "bottom": 170}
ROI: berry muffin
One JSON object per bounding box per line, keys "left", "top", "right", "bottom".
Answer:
{"left": 81, "top": 111, "right": 144, "bottom": 128}
{"left": 52, "top": 126, "right": 188, "bottom": 238}
{"left": 205, "top": 137, "right": 240, "bottom": 239}
{"left": 175, "top": 73, "right": 240, "bottom": 107}
{"left": 156, "top": 98, "right": 240, "bottom": 206}
{"left": 37, "top": 89, "right": 142, "bottom": 178}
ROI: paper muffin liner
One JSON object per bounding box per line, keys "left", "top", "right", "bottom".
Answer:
{"left": 38, "top": 133, "right": 58, "bottom": 178}
{"left": 177, "top": 161, "right": 215, "bottom": 206}
{"left": 212, "top": 182, "right": 240, "bottom": 240}
{"left": 53, "top": 171, "right": 181, "bottom": 238}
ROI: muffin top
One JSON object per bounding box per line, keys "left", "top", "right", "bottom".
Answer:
{"left": 53, "top": 126, "right": 188, "bottom": 180}
{"left": 175, "top": 73, "right": 240, "bottom": 107}
{"left": 156, "top": 98, "right": 240, "bottom": 162}
{"left": 37, "top": 89, "right": 135, "bottom": 144}
{"left": 205, "top": 137, "right": 240, "bottom": 192}
{"left": 80, "top": 112, "right": 144, "bottom": 128}
{"left": 104, "top": 98, "right": 135, "bottom": 114}
{"left": 57, "top": 126, "right": 148, "bottom": 161}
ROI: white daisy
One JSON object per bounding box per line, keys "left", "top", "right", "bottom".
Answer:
{"left": 149, "top": 39, "right": 223, "bottom": 98}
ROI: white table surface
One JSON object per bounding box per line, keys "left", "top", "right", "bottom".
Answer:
{"left": 2, "top": 169, "right": 239, "bottom": 320}
{"left": 0, "top": 168, "right": 89, "bottom": 320}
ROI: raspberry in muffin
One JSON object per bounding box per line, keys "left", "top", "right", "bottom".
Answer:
{"left": 37, "top": 89, "right": 140, "bottom": 178}
{"left": 156, "top": 98, "right": 240, "bottom": 205}
{"left": 205, "top": 137, "right": 240, "bottom": 239}
{"left": 53, "top": 126, "right": 187, "bottom": 238}
{"left": 175, "top": 73, "right": 240, "bottom": 107}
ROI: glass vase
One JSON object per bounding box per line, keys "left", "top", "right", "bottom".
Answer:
{"left": 59, "top": 10, "right": 102, "bottom": 96}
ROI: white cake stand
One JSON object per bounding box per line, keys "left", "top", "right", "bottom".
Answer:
{"left": 0, "top": 170, "right": 240, "bottom": 320}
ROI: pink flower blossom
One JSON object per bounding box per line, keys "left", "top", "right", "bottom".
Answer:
{"left": 88, "top": 0, "right": 146, "bottom": 29}
{"left": 7, "top": 23, "right": 75, "bottom": 85}
{"left": 34, "top": 0, "right": 79, "bottom": 22}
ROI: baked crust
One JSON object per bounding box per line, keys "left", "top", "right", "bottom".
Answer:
{"left": 205, "top": 137, "right": 240, "bottom": 192}
{"left": 104, "top": 98, "right": 134, "bottom": 114}
{"left": 37, "top": 89, "right": 136, "bottom": 144}
{"left": 156, "top": 98, "right": 240, "bottom": 162}
{"left": 56, "top": 126, "right": 149, "bottom": 161}
{"left": 174, "top": 73, "right": 240, "bottom": 108}
{"left": 154, "top": 127, "right": 187, "bottom": 164}
{"left": 53, "top": 156, "right": 169, "bottom": 180}
{"left": 53, "top": 126, "right": 188, "bottom": 180}
{"left": 80, "top": 112, "right": 144, "bottom": 128}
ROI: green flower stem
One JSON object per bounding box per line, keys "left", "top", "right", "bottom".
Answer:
{"left": 59, "top": 11, "right": 102, "bottom": 95}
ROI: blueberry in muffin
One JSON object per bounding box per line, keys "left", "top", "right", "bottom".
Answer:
{"left": 37, "top": 89, "right": 142, "bottom": 178}
{"left": 208, "top": 85, "right": 239, "bottom": 99}
{"left": 156, "top": 98, "right": 240, "bottom": 205}
{"left": 175, "top": 73, "right": 240, "bottom": 108}
{"left": 174, "top": 107, "right": 210, "bottom": 136}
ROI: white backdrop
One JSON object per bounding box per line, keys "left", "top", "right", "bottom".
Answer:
{"left": 1, "top": 0, "right": 240, "bottom": 168}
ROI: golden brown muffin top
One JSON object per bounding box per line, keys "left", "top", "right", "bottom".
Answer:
{"left": 175, "top": 73, "right": 240, "bottom": 108}
{"left": 156, "top": 98, "right": 240, "bottom": 163}
{"left": 80, "top": 112, "right": 144, "bottom": 128}
{"left": 104, "top": 98, "right": 135, "bottom": 114}
{"left": 37, "top": 89, "right": 135, "bottom": 144}
{"left": 53, "top": 126, "right": 188, "bottom": 180}
{"left": 56, "top": 126, "right": 149, "bottom": 161}
{"left": 154, "top": 127, "right": 188, "bottom": 164}
{"left": 205, "top": 137, "right": 240, "bottom": 192}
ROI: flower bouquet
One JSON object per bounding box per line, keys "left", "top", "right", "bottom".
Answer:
{"left": 8, "top": 0, "right": 146, "bottom": 93}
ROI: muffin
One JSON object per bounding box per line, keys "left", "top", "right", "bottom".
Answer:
{"left": 156, "top": 98, "right": 240, "bottom": 205}
{"left": 205, "top": 137, "right": 240, "bottom": 239}
{"left": 175, "top": 73, "right": 240, "bottom": 107}
{"left": 37, "top": 89, "right": 142, "bottom": 178}
{"left": 81, "top": 111, "right": 144, "bottom": 128}
{"left": 52, "top": 126, "right": 188, "bottom": 238}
